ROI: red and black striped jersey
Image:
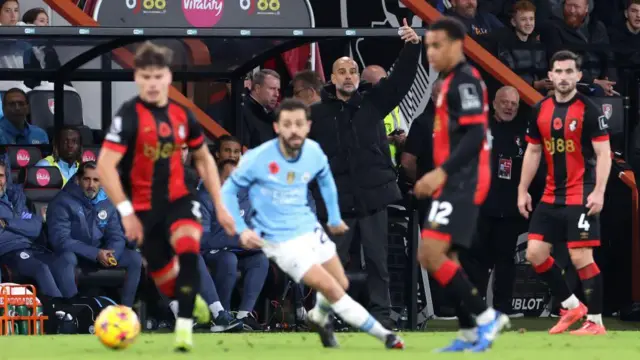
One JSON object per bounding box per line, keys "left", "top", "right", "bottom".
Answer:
{"left": 432, "top": 61, "right": 491, "bottom": 205}
{"left": 526, "top": 93, "right": 609, "bottom": 206}
{"left": 102, "top": 97, "right": 205, "bottom": 212}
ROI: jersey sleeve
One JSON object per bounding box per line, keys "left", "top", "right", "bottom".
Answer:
{"left": 103, "top": 103, "right": 137, "bottom": 154}
{"left": 584, "top": 101, "right": 610, "bottom": 142}
{"left": 525, "top": 103, "right": 542, "bottom": 144}
{"left": 186, "top": 109, "right": 205, "bottom": 150}
{"left": 229, "top": 150, "right": 257, "bottom": 188}
{"left": 450, "top": 73, "right": 487, "bottom": 126}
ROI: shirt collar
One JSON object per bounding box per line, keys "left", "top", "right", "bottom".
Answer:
{"left": 0, "top": 116, "right": 30, "bottom": 137}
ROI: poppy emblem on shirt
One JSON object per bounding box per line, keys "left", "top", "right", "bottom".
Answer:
{"left": 158, "top": 122, "right": 172, "bottom": 138}
{"left": 553, "top": 118, "right": 563, "bottom": 130}
{"left": 268, "top": 161, "right": 279, "bottom": 174}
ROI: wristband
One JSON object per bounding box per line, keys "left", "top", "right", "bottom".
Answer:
{"left": 116, "top": 201, "right": 134, "bottom": 217}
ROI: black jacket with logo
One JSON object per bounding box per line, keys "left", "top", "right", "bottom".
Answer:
{"left": 309, "top": 42, "right": 421, "bottom": 218}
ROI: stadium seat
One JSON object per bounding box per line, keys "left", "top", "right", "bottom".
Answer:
{"left": 27, "top": 90, "right": 83, "bottom": 130}
{"left": 81, "top": 146, "right": 100, "bottom": 163}
{"left": 7, "top": 146, "right": 43, "bottom": 183}
{"left": 22, "top": 166, "right": 64, "bottom": 216}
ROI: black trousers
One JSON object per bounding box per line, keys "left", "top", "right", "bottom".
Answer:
{"left": 327, "top": 208, "right": 391, "bottom": 318}
{"left": 459, "top": 213, "right": 528, "bottom": 313}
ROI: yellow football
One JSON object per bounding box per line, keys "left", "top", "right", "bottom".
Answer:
{"left": 94, "top": 305, "right": 141, "bottom": 350}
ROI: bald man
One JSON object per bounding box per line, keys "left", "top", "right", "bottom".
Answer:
{"left": 308, "top": 19, "right": 421, "bottom": 328}
{"left": 458, "top": 85, "right": 533, "bottom": 316}
{"left": 361, "top": 65, "right": 409, "bottom": 166}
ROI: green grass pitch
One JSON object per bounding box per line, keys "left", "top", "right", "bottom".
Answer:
{"left": 0, "top": 318, "right": 638, "bottom": 359}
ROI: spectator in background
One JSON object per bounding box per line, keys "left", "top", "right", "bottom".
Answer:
{"left": 479, "top": 0, "right": 552, "bottom": 30}
{"left": 609, "top": 0, "right": 640, "bottom": 69}
{"left": 21, "top": 7, "right": 47, "bottom": 25}
{"left": 47, "top": 162, "right": 142, "bottom": 306}
{"left": 36, "top": 126, "right": 80, "bottom": 185}
{"left": 310, "top": 22, "right": 421, "bottom": 327}
{"left": 490, "top": 0, "right": 550, "bottom": 93}
{"left": 0, "top": 160, "right": 67, "bottom": 299}
{"left": 0, "top": 88, "right": 48, "bottom": 145}
{"left": 21, "top": 7, "right": 66, "bottom": 89}
{"left": 292, "top": 70, "right": 323, "bottom": 106}
{"left": 240, "top": 69, "right": 280, "bottom": 148}
{"left": 446, "top": 0, "right": 504, "bottom": 41}
{"left": 199, "top": 159, "right": 269, "bottom": 330}
{"left": 460, "top": 86, "right": 530, "bottom": 315}
{"left": 540, "top": 0, "right": 616, "bottom": 95}
{"left": 0, "top": 0, "right": 30, "bottom": 69}
{"left": 361, "top": 65, "right": 408, "bottom": 167}
{"left": 214, "top": 135, "right": 242, "bottom": 163}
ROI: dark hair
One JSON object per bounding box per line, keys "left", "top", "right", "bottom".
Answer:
{"left": 216, "top": 135, "right": 241, "bottom": 152}
{"left": 22, "top": 7, "right": 46, "bottom": 24}
{"left": 429, "top": 16, "right": 467, "bottom": 41}
{"left": 292, "top": 70, "right": 324, "bottom": 93}
{"left": 77, "top": 161, "right": 97, "bottom": 179}
{"left": 52, "top": 126, "right": 82, "bottom": 163}
{"left": 134, "top": 41, "right": 174, "bottom": 69}
{"left": 274, "top": 98, "right": 310, "bottom": 122}
{"left": 628, "top": 0, "right": 640, "bottom": 8}
{"left": 2, "top": 88, "right": 27, "bottom": 104}
{"left": 550, "top": 50, "right": 582, "bottom": 70}
{"left": 217, "top": 158, "right": 238, "bottom": 174}
{"left": 251, "top": 69, "right": 280, "bottom": 90}
{"left": 0, "top": 0, "right": 18, "bottom": 10}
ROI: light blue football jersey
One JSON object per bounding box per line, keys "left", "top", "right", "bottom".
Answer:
{"left": 221, "top": 138, "right": 342, "bottom": 243}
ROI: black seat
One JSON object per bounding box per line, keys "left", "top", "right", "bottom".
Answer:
{"left": 7, "top": 146, "right": 43, "bottom": 183}
{"left": 23, "top": 166, "right": 64, "bottom": 216}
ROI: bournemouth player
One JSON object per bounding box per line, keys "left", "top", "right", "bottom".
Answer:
{"left": 414, "top": 17, "right": 509, "bottom": 352}
{"left": 518, "top": 50, "right": 611, "bottom": 335}
{"left": 221, "top": 98, "right": 404, "bottom": 349}
{"left": 97, "top": 42, "right": 235, "bottom": 351}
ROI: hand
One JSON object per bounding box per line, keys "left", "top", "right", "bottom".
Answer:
{"left": 40, "top": 206, "right": 47, "bottom": 221}
{"left": 517, "top": 188, "right": 533, "bottom": 219}
{"left": 392, "top": 133, "right": 407, "bottom": 145}
{"left": 327, "top": 221, "right": 350, "bottom": 236}
{"left": 97, "top": 249, "right": 115, "bottom": 267}
{"left": 239, "top": 230, "right": 264, "bottom": 250}
{"left": 0, "top": 219, "right": 6, "bottom": 228}
{"left": 122, "top": 214, "right": 144, "bottom": 246}
{"left": 533, "top": 79, "right": 554, "bottom": 91}
{"left": 414, "top": 168, "right": 447, "bottom": 199}
{"left": 215, "top": 204, "right": 236, "bottom": 236}
{"left": 594, "top": 78, "right": 616, "bottom": 96}
{"left": 398, "top": 18, "right": 420, "bottom": 44}
{"left": 586, "top": 190, "right": 604, "bottom": 216}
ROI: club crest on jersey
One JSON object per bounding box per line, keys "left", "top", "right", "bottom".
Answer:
{"left": 98, "top": 210, "right": 108, "bottom": 220}
{"left": 602, "top": 104, "right": 612, "bottom": 120}
{"left": 178, "top": 125, "right": 186, "bottom": 140}
{"left": 569, "top": 120, "right": 577, "bottom": 132}
{"left": 553, "top": 118, "right": 563, "bottom": 130}
{"left": 158, "top": 122, "right": 172, "bottom": 138}
{"left": 302, "top": 172, "right": 311, "bottom": 183}
{"left": 287, "top": 172, "right": 295, "bottom": 184}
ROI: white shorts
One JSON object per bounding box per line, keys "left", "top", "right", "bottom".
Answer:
{"left": 262, "top": 226, "right": 336, "bottom": 283}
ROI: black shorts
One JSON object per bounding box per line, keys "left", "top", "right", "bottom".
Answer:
{"left": 421, "top": 191, "right": 479, "bottom": 249}
{"left": 137, "top": 194, "right": 203, "bottom": 272}
{"left": 528, "top": 202, "right": 600, "bottom": 249}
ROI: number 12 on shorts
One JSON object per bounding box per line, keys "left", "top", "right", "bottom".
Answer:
{"left": 578, "top": 213, "right": 590, "bottom": 231}
{"left": 428, "top": 201, "right": 453, "bottom": 226}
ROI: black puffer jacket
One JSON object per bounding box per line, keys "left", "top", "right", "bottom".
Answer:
{"left": 309, "top": 42, "right": 421, "bottom": 218}
{"left": 239, "top": 95, "right": 275, "bottom": 149}
{"left": 490, "top": 28, "right": 547, "bottom": 87}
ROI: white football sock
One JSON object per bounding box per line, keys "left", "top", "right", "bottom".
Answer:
{"left": 309, "top": 292, "right": 332, "bottom": 325}
{"left": 237, "top": 310, "right": 250, "bottom": 319}
{"left": 587, "top": 314, "right": 603, "bottom": 325}
{"left": 209, "top": 301, "right": 224, "bottom": 318}
{"left": 475, "top": 308, "right": 496, "bottom": 326}
{"left": 561, "top": 294, "right": 580, "bottom": 310}
{"left": 169, "top": 300, "right": 178, "bottom": 319}
{"left": 459, "top": 328, "right": 478, "bottom": 342}
{"left": 330, "top": 294, "right": 391, "bottom": 341}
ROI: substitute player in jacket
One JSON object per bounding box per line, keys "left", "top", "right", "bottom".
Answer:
{"left": 222, "top": 99, "right": 404, "bottom": 350}
{"left": 414, "top": 17, "right": 508, "bottom": 352}
{"left": 518, "top": 50, "right": 611, "bottom": 336}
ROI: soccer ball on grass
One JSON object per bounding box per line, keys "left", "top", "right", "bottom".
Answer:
{"left": 94, "top": 305, "right": 141, "bottom": 350}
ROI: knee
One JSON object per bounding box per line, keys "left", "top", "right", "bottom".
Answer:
{"left": 58, "top": 252, "right": 78, "bottom": 267}
{"left": 417, "top": 241, "right": 444, "bottom": 271}
{"left": 569, "top": 248, "right": 593, "bottom": 268}
{"left": 124, "top": 250, "right": 143, "bottom": 272}
{"left": 338, "top": 276, "right": 349, "bottom": 291}
{"left": 525, "top": 241, "right": 550, "bottom": 265}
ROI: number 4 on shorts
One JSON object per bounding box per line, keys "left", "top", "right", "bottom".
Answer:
{"left": 428, "top": 201, "right": 453, "bottom": 226}
{"left": 578, "top": 213, "right": 590, "bottom": 231}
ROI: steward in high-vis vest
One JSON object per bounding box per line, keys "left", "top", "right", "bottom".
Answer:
{"left": 383, "top": 106, "right": 409, "bottom": 166}
{"left": 35, "top": 126, "right": 82, "bottom": 186}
